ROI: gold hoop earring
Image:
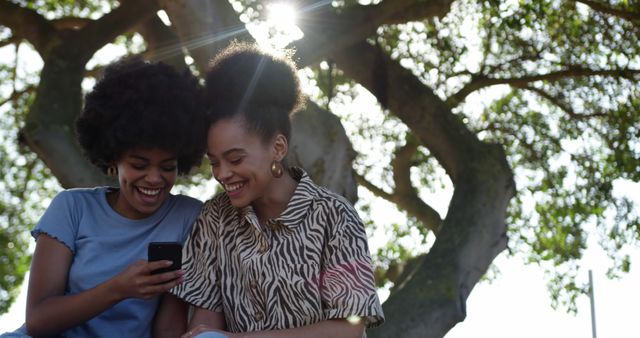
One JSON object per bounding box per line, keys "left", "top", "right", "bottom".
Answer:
{"left": 107, "top": 166, "right": 117, "bottom": 177}
{"left": 271, "top": 161, "right": 283, "bottom": 178}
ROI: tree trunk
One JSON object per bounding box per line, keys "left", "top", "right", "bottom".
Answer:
{"left": 331, "top": 42, "right": 515, "bottom": 337}
{"left": 21, "top": 43, "right": 109, "bottom": 188}
{"left": 369, "top": 145, "right": 513, "bottom": 338}
{"left": 289, "top": 101, "right": 357, "bottom": 202}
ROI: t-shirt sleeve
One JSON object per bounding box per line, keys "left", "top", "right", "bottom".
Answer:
{"left": 178, "top": 197, "right": 203, "bottom": 244}
{"left": 171, "top": 198, "right": 223, "bottom": 312}
{"left": 31, "top": 191, "right": 79, "bottom": 254}
{"left": 321, "top": 198, "right": 385, "bottom": 328}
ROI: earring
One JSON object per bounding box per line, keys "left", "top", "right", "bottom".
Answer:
{"left": 107, "top": 166, "right": 117, "bottom": 177}
{"left": 271, "top": 161, "right": 283, "bottom": 178}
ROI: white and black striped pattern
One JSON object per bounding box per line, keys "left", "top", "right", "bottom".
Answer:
{"left": 172, "top": 168, "right": 384, "bottom": 333}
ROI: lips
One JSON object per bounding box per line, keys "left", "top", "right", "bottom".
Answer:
{"left": 136, "top": 186, "right": 164, "bottom": 204}
{"left": 223, "top": 181, "right": 246, "bottom": 198}
{"left": 224, "top": 182, "right": 244, "bottom": 192}
{"left": 137, "top": 187, "right": 161, "bottom": 196}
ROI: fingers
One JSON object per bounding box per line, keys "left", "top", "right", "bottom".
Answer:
{"left": 182, "top": 324, "right": 216, "bottom": 338}
{"left": 149, "top": 267, "right": 185, "bottom": 283}
{"left": 140, "top": 270, "right": 185, "bottom": 297}
{"left": 147, "top": 259, "right": 175, "bottom": 272}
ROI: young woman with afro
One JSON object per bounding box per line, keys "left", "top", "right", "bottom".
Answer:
{"left": 160, "top": 42, "right": 384, "bottom": 338}
{"left": 13, "top": 57, "right": 207, "bottom": 338}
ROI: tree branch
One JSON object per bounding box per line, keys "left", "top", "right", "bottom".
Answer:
{"left": 0, "top": 0, "right": 56, "bottom": 55}
{"left": 447, "top": 66, "right": 640, "bottom": 107}
{"left": 0, "top": 35, "right": 21, "bottom": 48}
{"left": 575, "top": 0, "right": 640, "bottom": 23}
{"left": 391, "top": 140, "right": 443, "bottom": 233}
{"left": 293, "top": 0, "right": 455, "bottom": 67}
{"left": 331, "top": 41, "right": 478, "bottom": 180}
{"left": 383, "top": 0, "right": 455, "bottom": 24}
{"left": 136, "top": 14, "right": 187, "bottom": 71}
{"left": 355, "top": 173, "right": 393, "bottom": 201}
{"left": 0, "top": 86, "right": 35, "bottom": 108}
{"left": 51, "top": 17, "right": 92, "bottom": 30}
{"left": 74, "top": 0, "right": 160, "bottom": 61}
{"left": 158, "top": 0, "right": 252, "bottom": 74}
{"left": 520, "top": 85, "right": 606, "bottom": 119}
{"left": 331, "top": 40, "right": 514, "bottom": 338}
{"left": 355, "top": 142, "right": 443, "bottom": 233}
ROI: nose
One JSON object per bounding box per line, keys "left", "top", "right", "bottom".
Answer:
{"left": 146, "top": 167, "right": 163, "bottom": 184}
{"left": 213, "top": 162, "right": 232, "bottom": 182}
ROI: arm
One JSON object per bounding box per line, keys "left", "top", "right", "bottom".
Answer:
{"left": 182, "top": 306, "right": 226, "bottom": 336}
{"left": 186, "top": 318, "right": 364, "bottom": 338}
{"left": 26, "top": 234, "right": 184, "bottom": 336}
{"left": 153, "top": 293, "right": 189, "bottom": 338}
{"left": 237, "top": 319, "right": 364, "bottom": 338}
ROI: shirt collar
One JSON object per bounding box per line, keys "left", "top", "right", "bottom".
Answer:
{"left": 240, "top": 167, "right": 317, "bottom": 230}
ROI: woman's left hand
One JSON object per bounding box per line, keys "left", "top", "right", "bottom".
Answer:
{"left": 182, "top": 325, "right": 237, "bottom": 338}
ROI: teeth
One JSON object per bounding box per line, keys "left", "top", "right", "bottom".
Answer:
{"left": 138, "top": 187, "right": 161, "bottom": 196}
{"left": 224, "top": 183, "right": 243, "bottom": 192}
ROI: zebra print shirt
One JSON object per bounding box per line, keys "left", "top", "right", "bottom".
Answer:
{"left": 172, "top": 167, "right": 384, "bottom": 333}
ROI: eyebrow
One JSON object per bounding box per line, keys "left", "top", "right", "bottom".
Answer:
{"left": 207, "top": 148, "right": 246, "bottom": 158}
{"left": 128, "top": 155, "right": 177, "bottom": 163}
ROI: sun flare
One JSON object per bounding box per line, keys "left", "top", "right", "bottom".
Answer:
{"left": 258, "top": 2, "right": 303, "bottom": 49}
{"left": 267, "top": 3, "right": 298, "bottom": 29}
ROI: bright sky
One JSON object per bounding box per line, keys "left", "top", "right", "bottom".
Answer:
{"left": 2, "top": 2, "right": 640, "bottom": 337}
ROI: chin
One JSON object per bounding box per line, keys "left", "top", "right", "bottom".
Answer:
{"left": 228, "top": 197, "right": 249, "bottom": 209}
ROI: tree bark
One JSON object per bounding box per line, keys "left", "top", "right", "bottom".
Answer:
{"left": 14, "top": 0, "right": 160, "bottom": 188}
{"left": 288, "top": 101, "right": 358, "bottom": 202}
{"left": 21, "top": 46, "right": 108, "bottom": 188}
{"left": 159, "top": 0, "right": 253, "bottom": 74}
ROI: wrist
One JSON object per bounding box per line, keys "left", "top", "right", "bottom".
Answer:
{"left": 103, "top": 276, "right": 126, "bottom": 303}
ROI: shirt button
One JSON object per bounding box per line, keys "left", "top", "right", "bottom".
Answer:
{"left": 260, "top": 243, "right": 269, "bottom": 253}
{"left": 250, "top": 280, "right": 258, "bottom": 289}
{"left": 255, "top": 312, "right": 263, "bottom": 321}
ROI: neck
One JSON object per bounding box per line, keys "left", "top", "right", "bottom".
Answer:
{"left": 253, "top": 173, "right": 297, "bottom": 224}
{"left": 106, "top": 189, "right": 119, "bottom": 210}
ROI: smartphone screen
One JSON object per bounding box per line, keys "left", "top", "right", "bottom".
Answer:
{"left": 148, "top": 242, "right": 182, "bottom": 274}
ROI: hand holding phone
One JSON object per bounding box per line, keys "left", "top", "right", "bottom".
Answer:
{"left": 148, "top": 242, "right": 182, "bottom": 275}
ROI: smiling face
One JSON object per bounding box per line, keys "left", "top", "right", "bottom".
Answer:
{"left": 207, "top": 117, "right": 284, "bottom": 209}
{"left": 113, "top": 147, "right": 178, "bottom": 219}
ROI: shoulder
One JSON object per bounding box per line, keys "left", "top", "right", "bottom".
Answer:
{"left": 56, "top": 186, "right": 107, "bottom": 198}
{"left": 195, "top": 192, "right": 236, "bottom": 225}
{"left": 49, "top": 186, "right": 108, "bottom": 208}
{"left": 201, "top": 192, "right": 234, "bottom": 214}
{"left": 312, "top": 184, "right": 356, "bottom": 214}
{"left": 170, "top": 194, "right": 203, "bottom": 212}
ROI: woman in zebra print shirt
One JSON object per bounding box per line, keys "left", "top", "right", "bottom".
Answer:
{"left": 155, "top": 42, "right": 384, "bottom": 338}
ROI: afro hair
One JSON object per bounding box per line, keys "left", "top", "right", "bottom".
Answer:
{"left": 204, "top": 42, "right": 304, "bottom": 143}
{"left": 75, "top": 57, "right": 207, "bottom": 175}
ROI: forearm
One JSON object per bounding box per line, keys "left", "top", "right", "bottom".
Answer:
{"left": 154, "top": 293, "right": 189, "bottom": 338}
{"left": 235, "top": 319, "right": 364, "bottom": 338}
{"left": 26, "top": 279, "right": 122, "bottom": 336}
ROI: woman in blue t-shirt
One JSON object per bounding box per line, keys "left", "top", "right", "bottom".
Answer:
{"left": 17, "top": 58, "right": 207, "bottom": 338}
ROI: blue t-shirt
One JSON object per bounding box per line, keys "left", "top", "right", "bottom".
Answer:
{"left": 31, "top": 187, "right": 202, "bottom": 338}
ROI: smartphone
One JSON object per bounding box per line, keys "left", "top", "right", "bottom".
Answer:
{"left": 148, "top": 242, "right": 182, "bottom": 275}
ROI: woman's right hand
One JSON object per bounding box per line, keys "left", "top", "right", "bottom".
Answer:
{"left": 110, "top": 260, "right": 185, "bottom": 300}
{"left": 28, "top": 235, "right": 184, "bottom": 335}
